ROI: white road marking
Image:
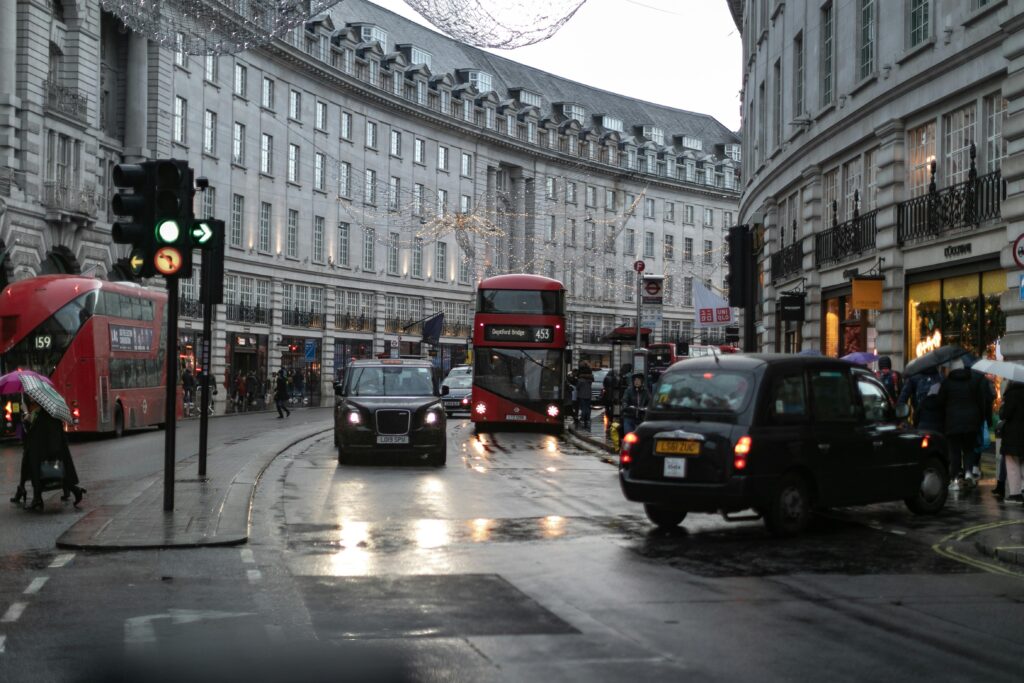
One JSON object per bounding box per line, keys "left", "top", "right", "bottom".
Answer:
{"left": 247, "top": 569, "right": 262, "bottom": 583}
{"left": 23, "top": 578, "right": 48, "bottom": 595}
{"left": 240, "top": 548, "right": 255, "bottom": 564}
{"left": 125, "top": 610, "right": 257, "bottom": 651}
{"left": 888, "top": 529, "right": 907, "bottom": 536}
{"left": 48, "top": 553, "right": 75, "bottom": 568}
{"left": 0, "top": 635, "right": 6, "bottom": 653}
{"left": 1, "top": 603, "right": 27, "bottom": 623}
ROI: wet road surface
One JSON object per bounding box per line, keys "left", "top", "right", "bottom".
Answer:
{"left": 0, "top": 415, "right": 1022, "bottom": 681}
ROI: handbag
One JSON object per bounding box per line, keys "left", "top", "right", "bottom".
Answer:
{"left": 39, "top": 459, "right": 64, "bottom": 482}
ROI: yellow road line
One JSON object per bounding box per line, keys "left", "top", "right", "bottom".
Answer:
{"left": 932, "top": 520, "right": 1024, "bottom": 580}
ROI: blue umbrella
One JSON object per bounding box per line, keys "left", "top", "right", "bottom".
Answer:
{"left": 841, "top": 351, "right": 879, "bottom": 365}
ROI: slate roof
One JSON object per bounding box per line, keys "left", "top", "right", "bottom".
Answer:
{"left": 330, "top": 0, "right": 740, "bottom": 151}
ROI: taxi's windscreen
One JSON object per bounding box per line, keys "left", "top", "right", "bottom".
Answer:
{"left": 651, "top": 370, "right": 754, "bottom": 413}
{"left": 347, "top": 366, "right": 435, "bottom": 396}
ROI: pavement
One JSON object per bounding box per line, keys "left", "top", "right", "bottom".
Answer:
{"left": 55, "top": 415, "right": 334, "bottom": 550}
{"left": 568, "top": 409, "right": 1024, "bottom": 570}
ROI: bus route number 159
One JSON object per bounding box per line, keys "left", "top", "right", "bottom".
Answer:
{"left": 34, "top": 335, "right": 52, "bottom": 349}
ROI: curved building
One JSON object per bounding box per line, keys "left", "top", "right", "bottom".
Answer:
{"left": 0, "top": 0, "right": 740, "bottom": 401}
{"left": 733, "top": 0, "right": 1022, "bottom": 367}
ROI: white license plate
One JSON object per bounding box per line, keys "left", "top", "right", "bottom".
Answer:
{"left": 505, "top": 414, "right": 527, "bottom": 421}
{"left": 376, "top": 435, "right": 409, "bottom": 444}
{"left": 663, "top": 457, "right": 686, "bottom": 478}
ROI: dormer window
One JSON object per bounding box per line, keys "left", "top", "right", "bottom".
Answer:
{"left": 410, "top": 47, "right": 432, "bottom": 68}
{"left": 602, "top": 116, "right": 623, "bottom": 132}
{"left": 467, "top": 71, "right": 492, "bottom": 92}
{"left": 360, "top": 25, "right": 388, "bottom": 51}
{"left": 666, "top": 157, "right": 676, "bottom": 178}
{"left": 392, "top": 72, "right": 404, "bottom": 96}
{"left": 505, "top": 114, "right": 515, "bottom": 136}
{"left": 485, "top": 108, "right": 496, "bottom": 129}
{"left": 462, "top": 98, "right": 473, "bottom": 122}
{"left": 643, "top": 126, "right": 665, "bottom": 146}
{"left": 681, "top": 135, "right": 703, "bottom": 151}
{"left": 518, "top": 90, "right": 541, "bottom": 107}
{"left": 724, "top": 144, "right": 741, "bottom": 162}
{"left": 562, "top": 104, "right": 585, "bottom": 122}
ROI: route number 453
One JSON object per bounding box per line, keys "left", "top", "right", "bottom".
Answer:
{"left": 533, "top": 328, "right": 551, "bottom": 342}
{"left": 34, "top": 335, "right": 52, "bottom": 349}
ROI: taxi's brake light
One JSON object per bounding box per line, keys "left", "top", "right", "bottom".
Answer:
{"left": 733, "top": 436, "right": 752, "bottom": 471}
{"left": 620, "top": 431, "right": 639, "bottom": 465}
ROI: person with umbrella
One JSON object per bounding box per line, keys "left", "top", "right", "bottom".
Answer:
{"left": 19, "top": 383, "right": 85, "bottom": 510}
{"left": 937, "top": 357, "right": 992, "bottom": 491}
{"left": 996, "top": 378, "right": 1024, "bottom": 504}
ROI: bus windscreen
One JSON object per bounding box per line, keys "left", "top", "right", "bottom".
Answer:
{"left": 476, "top": 290, "right": 564, "bottom": 315}
{"left": 2, "top": 291, "right": 95, "bottom": 376}
{"left": 474, "top": 348, "right": 563, "bottom": 402}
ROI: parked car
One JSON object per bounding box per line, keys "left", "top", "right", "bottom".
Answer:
{"left": 334, "top": 358, "right": 448, "bottom": 466}
{"left": 441, "top": 375, "right": 472, "bottom": 416}
{"left": 619, "top": 354, "right": 948, "bottom": 536}
{"left": 591, "top": 369, "right": 609, "bottom": 402}
{"left": 446, "top": 365, "right": 472, "bottom": 380}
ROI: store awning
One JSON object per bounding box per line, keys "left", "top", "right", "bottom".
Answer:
{"left": 603, "top": 326, "right": 652, "bottom": 342}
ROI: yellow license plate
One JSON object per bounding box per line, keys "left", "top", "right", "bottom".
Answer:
{"left": 655, "top": 440, "right": 700, "bottom": 455}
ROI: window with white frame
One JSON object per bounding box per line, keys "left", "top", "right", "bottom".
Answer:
{"left": 519, "top": 90, "right": 541, "bottom": 107}
{"left": 287, "top": 143, "right": 299, "bottom": 182}
{"left": 604, "top": 268, "right": 615, "bottom": 301}
{"left": 843, "top": 157, "right": 862, "bottom": 220}
{"left": 562, "top": 104, "right": 585, "bottom": 122}
{"left": 907, "top": 122, "right": 935, "bottom": 197}
{"left": 416, "top": 80, "right": 427, "bottom": 105}
{"left": 645, "top": 198, "right": 655, "bottom": 219}
{"left": 255, "top": 279, "right": 269, "bottom": 309}
{"left": 602, "top": 115, "right": 623, "bottom": 132}
{"left": 585, "top": 220, "right": 596, "bottom": 249}
{"left": 684, "top": 205, "right": 694, "bottom": 224}
{"left": 233, "top": 63, "right": 246, "bottom": 97}
{"left": 604, "top": 225, "right": 616, "bottom": 253}
{"left": 545, "top": 177, "right": 556, "bottom": 199}
{"left": 388, "top": 176, "right": 400, "bottom": 210}
{"left": 772, "top": 59, "right": 782, "bottom": 149}
{"left": 313, "top": 216, "right": 325, "bottom": 262}
{"left": 232, "top": 122, "right": 244, "bottom": 164}
{"left": 485, "top": 108, "right": 496, "bottom": 130}
{"left": 467, "top": 71, "right": 492, "bottom": 92}
{"left": 462, "top": 99, "right": 473, "bottom": 122}
{"left": 568, "top": 219, "right": 576, "bottom": 245}
{"left": 366, "top": 121, "right": 377, "bottom": 148}
{"left": 459, "top": 255, "right": 472, "bottom": 284}
{"left": 547, "top": 215, "right": 557, "bottom": 242}
{"left": 174, "top": 33, "right": 187, "bottom": 66}
{"left": 625, "top": 228, "right": 635, "bottom": 254}
{"left": 204, "top": 55, "right": 217, "bottom": 82}
{"left": 724, "top": 211, "right": 734, "bottom": 227}
{"left": 364, "top": 169, "right": 377, "bottom": 204}
{"left": 339, "top": 161, "right": 351, "bottom": 197}
{"left": 286, "top": 209, "right": 298, "bottom": 258}
{"left": 387, "top": 232, "right": 400, "bottom": 275}
{"left": 666, "top": 157, "right": 676, "bottom": 178}
{"left": 436, "top": 189, "right": 447, "bottom": 215}
{"left": 288, "top": 89, "right": 301, "bottom": 120}
{"left": 566, "top": 182, "right": 577, "bottom": 204}
{"left": 665, "top": 201, "right": 675, "bottom": 222}
{"left": 360, "top": 25, "right": 388, "bottom": 50}
{"left": 823, "top": 168, "right": 839, "bottom": 222}
{"left": 459, "top": 194, "right": 472, "bottom": 213}
{"left": 704, "top": 207, "right": 714, "bottom": 226}
{"left": 440, "top": 90, "right": 451, "bottom": 114}
{"left": 230, "top": 194, "right": 244, "bottom": 247}
{"left": 340, "top": 111, "right": 352, "bottom": 139}
{"left": 984, "top": 93, "right": 1007, "bottom": 173}
{"left": 315, "top": 101, "right": 328, "bottom": 131}
{"left": 258, "top": 202, "right": 271, "bottom": 253}
{"left": 411, "top": 238, "right": 423, "bottom": 277}
{"left": 392, "top": 71, "right": 404, "bottom": 96}
{"left": 363, "top": 227, "right": 375, "bottom": 271}
{"left": 683, "top": 277, "right": 693, "bottom": 306}
{"left": 410, "top": 47, "right": 432, "bottom": 67}
{"left": 203, "top": 110, "right": 216, "bottom": 154}
{"left": 606, "top": 189, "right": 616, "bottom": 211}
{"left": 435, "top": 241, "right": 447, "bottom": 279}
{"left": 200, "top": 186, "right": 215, "bottom": 219}
{"left": 859, "top": 0, "right": 875, "bottom": 80}
{"left": 681, "top": 136, "right": 703, "bottom": 151}
{"left": 909, "top": 0, "right": 930, "bottom": 47}
{"left": 412, "top": 183, "right": 424, "bottom": 215}
{"left": 585, "top": 185, "right": 596, "bottom": 207}
{"left": 703, "top": 240, "right": 713, "bottom": 265}
{"left": 793, "top": 32, "right": 805, "bottom": 116}
{"left": 437, "top": 145, "right": 449, "bottom": 170}
{"left": 173, "top": 97, "right": 187, "bottom": 143}
{"left": 664, "top": 233, "right": 674, "bottom": 260}
{"left": 337, "top": 222, "right": 350, "bottom": 266}
{"left": 314, "top": 152, "right": 325, "bottom": 190}
{"left": 820, "top": 2, "right": 834, "bottom": 107}
{"left": 414, "top": 138, "right": 425, "bottom": 164}
{"left": 506, "top": 114, "right": 516, "bottom": 137}
{"left": 644, "top": 231, "right": 654, "bottom": 257}
{"left": 260, "top": 134, "right": 273, "bottom": 174}
{"left": 684, "top": 237, "right": 693, "bottom": 261}
{"left": 261, "top": 77, "right": 274, "bottom": 109}
{"left": 624, "top": 271, "right": 634, "bottom": 302}
{"left": 642, "top": 126, "right": 665, "bottom": 145}
{"left": 390, "top": 129, "right": 401, "bottom": 156}
{"left": 943, "top": 103, "right": 976, "bottom": 186}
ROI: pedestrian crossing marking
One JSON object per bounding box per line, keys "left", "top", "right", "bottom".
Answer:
{"left": 48, "top": 553, "right": 75, "bottom": 568}
{"left": 23, "top": 577, "right": 48, "bottom": 595}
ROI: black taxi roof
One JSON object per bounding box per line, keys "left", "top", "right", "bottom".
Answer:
{"left": 346, "top": 358, "right": 434, "bottom": 367}
{"left": 665, "top": 353, "right": 851, "bottom": 372}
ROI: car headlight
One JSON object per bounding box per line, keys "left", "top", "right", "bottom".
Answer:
{"left": 425, "top": 410, "right": 442, "bottom": 425}
{"left": 347, "top": 410, "right": 361, "bottom": 425}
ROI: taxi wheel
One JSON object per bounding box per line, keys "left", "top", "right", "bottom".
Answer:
{"left": 643, "top": 504, "right": 686, "bottom": 530}
{"left": 764, "top": 474, "right": 811, "bottom": 537}
{"left": 905, "top": 456, "right": 948, "bottom": 514}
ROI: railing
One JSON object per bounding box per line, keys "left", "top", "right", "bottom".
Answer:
{"left": 282, "top": 308, "right": 326, "bottom": 329}
{"left": 442, "top": 322, "right": 472, "bottom": 338}
{"left": 815, "top": 209, "right": 878, "bottom": 267}
{"left": 384, "top": 318, "right": 423, "bottom": 335}
{"left": 582, "top": 329, "right": 613, "bottom": 344}
{"left": 226, "top": 303, "right": 271, "bottom": 325}
{"left": 43, "top": 80, "right": 88, "bottom": 123}
{"left": 179, "top": 297, "right": 203, "bottom": 319}
{"left": 770, "top": 239, "right": 803, "bottom": 283}
{"left": 40, "top": 181, "right": 99, "bottom": 216}
{"left": 334, "top": 313, "right": 375, "bottom": 332}
{"left": 897, "top": 166, "right": 1004, "bottom": 245}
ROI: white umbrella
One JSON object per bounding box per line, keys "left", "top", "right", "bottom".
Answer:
{"left": 970, "top": 358, "right": 1024, "bottom": 382}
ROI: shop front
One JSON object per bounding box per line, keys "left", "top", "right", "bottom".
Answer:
{"left": 280, "top": 335, "right": 322, "bottom": 407}
{"left": 333, "top": 338, "right": 374, "bottom": 382}
{"left": 775, "top": 292, "right": 805, "bottom": 353}
{"left": 227, "top": 333, "right": 268, "bottom": 379}
{"left": 821, "top": 286, "right": 878, "bottom": 358}
{"left": 178, "top": 329, "right": 204, "bottom": 374}
{"left": 905, "top": 258, "right": 1006, "bottom": 363}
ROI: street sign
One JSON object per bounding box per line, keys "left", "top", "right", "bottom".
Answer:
{"left": 1019, "top": 273, "right": 1024, "bottom": 302}
{"left": 153, "top": 246, "right": 183, "bottom": 276}
{"left": 304, "top": 339, "right": 316, "bottom": 362}
{"left": 1014, "top": 234, "right": 1024, "bottom": 269}
{"left": 633, "top": 260, "right": 645, "bottom": 273}
{"left": 192, "top": 221, "right": 214, "bottom": 246}
{"left": 645, "top": 280, "right": 661, "bottom": 296}
{"left": 389, "top": 339, "right": 399, "bottom": 359}
{"left": 641, "top": 274, "right": 663, "bottom": 305}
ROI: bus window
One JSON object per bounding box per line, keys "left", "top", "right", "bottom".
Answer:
{"left": 3, "top": 292, "right": 94, "bottom": 375}
{"left": 476, "top": 289, "right": 564, "bottom": 315}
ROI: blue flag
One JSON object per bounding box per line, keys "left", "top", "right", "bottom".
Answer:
{"left": 422, "top": 312, "right": 444, "bottom": 345}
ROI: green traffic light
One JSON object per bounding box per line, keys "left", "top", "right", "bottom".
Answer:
{"left": 155, "top": 219, "right": 181, "bottom": 244}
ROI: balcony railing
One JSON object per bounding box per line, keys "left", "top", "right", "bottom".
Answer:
{"left": 770, "top": 239, "right": 803, "bottom": 283}
{"left": 897, "top": 154, "right": 1004, "bottom": 245}
{"left": 334, "top": 313, "right": 375, "bottom": 332}
{"left": 225, "top": 303, "right": 271, "bottom": 325}
{"left": 282, "top": 308, "right": 325, "bottom": 329}
{"left": 40, "top": 181, "right": 99, "bottom": 217}
{"left": 384, "top": 318, "right": 423, "bottom": 335}
{"left": 442, "top": 322, "right": 472, "bottom": 338}
{"left": 179, "top": 297, "right": 203, "bottom": 319}
{"left": 43, "top": 80, "right": 88, "bottom": 123}
{"left": 815, "top": 209, "right": 878, "bottom": 268}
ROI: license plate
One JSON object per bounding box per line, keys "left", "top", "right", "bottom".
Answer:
{"left": 655, "top": 439, "right": 700, "bottom": 455}
{"left": 376, "top": 435, "right": 409, "bottom": 444}
{"left": 505, "top": 414, "right": 527, "bottom": 421}
{"left": 663, "top": 457, "right": 687, "bottom": 478}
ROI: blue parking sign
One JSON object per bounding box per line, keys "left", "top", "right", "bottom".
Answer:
{"left": 1019, "top": 274, "right": 1024, "bottom": 302}
{"left": 304, "top": 340, "right": 316, "bottom": 362}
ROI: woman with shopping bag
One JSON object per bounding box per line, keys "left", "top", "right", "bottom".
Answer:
{"left": 20, "top": 396, "right": 85, "bottom": 511}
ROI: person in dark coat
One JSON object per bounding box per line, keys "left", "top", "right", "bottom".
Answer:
{"left": 621, "top": 373, "right": 651, "bottom": 435}
{"left": 874, "top": 356, "right": 902, "bottom": 400}
{"left": 938, "top": 360, "right": 991, "bottom": 488}
{"left": 575, "top": 362, "right": 595, "bottom": 429}
{"left": 998, "top": 381, "right": 1024, "bottom": 503}
{"left": 898, "top": 367, "right": 943, "bottom": 429}
{"left": 20, "top": 397, "right": 84, "bottom": 510}
{"left": 602, "top": 368, "right": 619, "bottom": 431}
{"left": 275, "top": 369, "right": 291, "bottom": 418}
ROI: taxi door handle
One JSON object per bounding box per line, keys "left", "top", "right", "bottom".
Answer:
{"left": 817, "top": 443, "right": 830, "bottom": 452}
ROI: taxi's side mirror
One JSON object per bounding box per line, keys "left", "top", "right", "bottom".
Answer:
{"left": 894, "top": 403, "right": 910, "bottom": 419}
{"left": 441, "top": 385, "right": 450, "bottom": 396}
{"left": 334, "top": 382, "right": 345, "bottom": 397}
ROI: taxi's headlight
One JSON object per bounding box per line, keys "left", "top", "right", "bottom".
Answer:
{"left": 425, "top": 410, "right": 442, "bottom": 425}
{"left": 347, "top": 410, "right": 361, "bottom": 425}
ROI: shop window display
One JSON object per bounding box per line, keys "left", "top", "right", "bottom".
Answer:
{"left": 906, "top": 270, "right": 1006, "bottom": 362}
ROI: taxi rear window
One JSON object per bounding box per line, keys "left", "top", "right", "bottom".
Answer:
{"left": 651, "top": 370, "right": 753, "bottom": 413}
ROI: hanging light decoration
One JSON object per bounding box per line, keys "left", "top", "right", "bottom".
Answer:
{"left": 402, "top": 0, "right": 588, "bottom": 49}
{"left": 100, "top": 0, "right": 344, "bottom": 55}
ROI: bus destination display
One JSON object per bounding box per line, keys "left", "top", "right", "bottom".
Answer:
{"left": 483, "top": 325, "right": 554, "bottom": 343}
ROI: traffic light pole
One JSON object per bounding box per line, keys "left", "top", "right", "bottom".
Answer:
{"left": 198, "top": 257, "right": 212, "bottom": 477}
{"left": 164, "top": 278, "right": 179, "bottom": 511}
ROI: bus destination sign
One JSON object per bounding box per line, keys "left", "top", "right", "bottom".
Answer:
{"left": 484, "top": 325, "right": 554, "bottom": 343}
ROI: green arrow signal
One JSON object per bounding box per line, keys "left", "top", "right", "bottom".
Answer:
{"left": 191, "top": 222, "right": 213, "bottom": 245}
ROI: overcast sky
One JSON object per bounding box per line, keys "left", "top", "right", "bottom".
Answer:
{"left": 368, "top": 0, "right": 743, "bottom": 131}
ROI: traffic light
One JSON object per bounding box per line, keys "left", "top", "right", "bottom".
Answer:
{"left": 194, "top": 219, "right": 225, "bottom": 305}
{"left": 111, "top": 162, "right": 156, "bottom": 278}
{"left": 726, "top": 225, "right": 753, "bottom": 308}
{"left": 152, "top": 159, "right": 194, "bottom": 277}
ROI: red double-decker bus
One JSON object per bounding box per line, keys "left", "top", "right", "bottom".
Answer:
{"left": 471, "top": 274, "right": 567, "bottom": 432}
{"left": 0, "top": 275, "right": 171, "bottom": 435}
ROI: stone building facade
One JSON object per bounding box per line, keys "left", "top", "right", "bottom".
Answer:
{"left": 0, "top": 0, "right": 740, "bottom": 404}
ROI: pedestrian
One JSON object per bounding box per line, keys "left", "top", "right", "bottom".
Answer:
{"left": 937, "top": 359, "right": 991, "bottom": 490}
{"left": 293, "top": 369, "right": 305, "bottom": 403}
{"left": 565, "top": 369, "right": 578, "bottom": 424}
{"left": 236, "top": 373, "right": 248, "bottom": 412}
{"left": 576, "top": 361, "right": 595, "bottom": 429}
{"left": 275, "top": 369, "right": 291, "bottom": 418}
{"left": 897, "top": 367, "right": 943, "bottom": 428}
{"left": 602, "top": 367, "right": 619, "bottom": 432}
{"left": 874, "top": 356, "right": 902, "bottom": 400}
{"left": 621, "top": 373, "right": 651, "bottom": 435}
{"left": 19, "top": 397, "right": 84, "bottom": 510}
{"left": 997, "top": 380, "right": 1024, "bottom": 504}
{"left": 181, "top": 367, "right": 196, "bottom": 415}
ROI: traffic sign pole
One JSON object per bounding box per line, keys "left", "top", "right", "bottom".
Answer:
{"left": 198, "top": 254, "right": 212, "bottom": 477}
{"left": 163, "top": 277, "right": 179, "bottom": 512}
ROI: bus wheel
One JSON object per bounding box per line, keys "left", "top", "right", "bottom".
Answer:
{"left": 113, "top": 403, "right": 125, "bottom": 438}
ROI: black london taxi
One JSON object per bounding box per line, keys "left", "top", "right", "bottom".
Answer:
{"left": 334, "top": 358, "right": 448, "bottom": 466}
{"left": 619, "top": 355, "right": 949, "bottom": 536}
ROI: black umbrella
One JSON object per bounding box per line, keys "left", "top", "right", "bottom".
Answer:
{"left": 903, "top": 345, "right": 968, "bottom": 376}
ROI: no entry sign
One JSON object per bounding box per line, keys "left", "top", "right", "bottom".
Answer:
{"left": 1014, "top": 234, "right": 1024, "bottom": 269}
{"left": 633, "top": 260, "right": 645, "bottom": 273}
